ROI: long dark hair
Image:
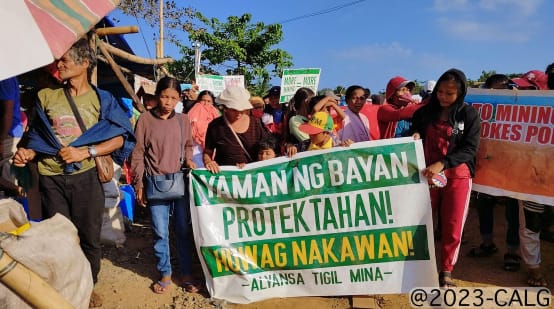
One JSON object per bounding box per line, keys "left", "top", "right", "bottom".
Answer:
{"left": 155, "top": 76, "right": 181, "bottom": 96}
{"left": 195, "top": 90, "right": 215, "bottom": 103}
{"left": 425, "top": 68, "right": 468, "bottom": 121}
{"left": 291, "top": 87, "right": 315, "bottom": 115}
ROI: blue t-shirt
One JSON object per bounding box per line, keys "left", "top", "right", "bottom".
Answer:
{"left": 0, "top": 77, "right": 23, "bottom": 137}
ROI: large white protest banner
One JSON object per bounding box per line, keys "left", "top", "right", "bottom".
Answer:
{"left": 189, "top": 138, "right": 438, "bottom": 304}
{"left": 466, "top": 88, "right": 554, "bottom": 205}
{"left": 279, "top": 68, "right": 321, "bottom": 103}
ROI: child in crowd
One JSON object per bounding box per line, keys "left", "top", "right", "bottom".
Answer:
{"left": 257, "top": 135, "right": 278, "bottom": 161}
{"left": 308, "top": 95, "right": 346, "bottom": 135}
{"left": 298, "top": 111, "right": 353, "bottom": 151}
{"left": 410, "top": 68, "right": 481, "bottom": 288}
{"left": 236, "top": 134, "right": 279, "bottom": 169}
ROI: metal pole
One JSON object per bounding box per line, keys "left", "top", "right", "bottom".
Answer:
{"left": 193, "top": 42, "right": 201, "bottom": 74}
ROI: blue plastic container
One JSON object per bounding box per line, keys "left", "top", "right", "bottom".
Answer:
{"left": 119, "top": 184, "right": 135, "bottom": 222}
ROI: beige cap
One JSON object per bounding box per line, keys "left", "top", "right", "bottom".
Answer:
{"left": 215, "top": 87, "right": 252, "bottom": 111}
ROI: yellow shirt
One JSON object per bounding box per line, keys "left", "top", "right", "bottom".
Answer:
{"left": 307, "top": 136, "right": 333, "bottom": 151}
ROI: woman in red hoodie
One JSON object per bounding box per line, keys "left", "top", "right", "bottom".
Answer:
{"left": 377, "top": 76, "right": 424, "bottom": 139}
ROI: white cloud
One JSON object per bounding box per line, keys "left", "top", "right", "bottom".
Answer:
{"left": 478, "top": 0, "right": 542, "bottom": 16}
{"left": 437, "top": 17, "right": 537, "bottom": 43}
{"left": 432, "top": 0, "right": 544, "bottom": 42}
{"left": 433, "top": 0, "right": 469, "bottom": 11}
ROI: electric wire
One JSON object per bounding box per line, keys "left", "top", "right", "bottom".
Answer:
{"left": 276, "top": 0, "right": 367, "bottom": 24}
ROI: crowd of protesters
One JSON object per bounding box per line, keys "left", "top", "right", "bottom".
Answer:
{"left": 1, "top": 50, "right": 553, "bottom": 307}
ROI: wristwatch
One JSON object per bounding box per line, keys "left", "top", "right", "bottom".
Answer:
{"left": 88, "top": 146, "right": 98, "bottom": 158}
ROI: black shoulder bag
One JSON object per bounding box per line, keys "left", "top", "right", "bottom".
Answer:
{"left": 144, "top": 115, "right": 186, "bottom": 201}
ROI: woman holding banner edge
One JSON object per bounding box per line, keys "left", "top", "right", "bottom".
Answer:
{"left": 410, "top": 68, "right": 481, "bottom": 288}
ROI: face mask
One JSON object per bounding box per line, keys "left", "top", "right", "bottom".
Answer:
{"left": 251, "top": 109, "right": 264, "bottom": 119}
{"left": 391, "top": 93, "right": 414, "bottom": 107}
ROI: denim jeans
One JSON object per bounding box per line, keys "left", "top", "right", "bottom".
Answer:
{"left": 149, "top": 193, "right": 193, "bottom": 278}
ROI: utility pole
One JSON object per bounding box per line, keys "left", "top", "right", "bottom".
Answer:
{"left": 158, "top": 0, "right": 163, "bottom": 58}
{"left": 155, "top": 0, "right": 164, "bottom": 79}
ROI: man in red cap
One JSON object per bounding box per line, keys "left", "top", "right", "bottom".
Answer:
{"left": 377, "top": 76, "right": 424, "bottom": 139}
{"left": 511, "top": 70, "right": 548, "bottom": 90}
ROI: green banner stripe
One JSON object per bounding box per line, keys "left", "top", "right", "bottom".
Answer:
{"left": 283, "top": 69, "right": 321, "bottom": 75}
{"left": 202, "top": 75, "right": 224, "bottom": 80}
{"left": 201, "top": 225, "right": 429, "bottom": 277}
{"left": 191, "top": 143, "right": 420, "bottom": 206}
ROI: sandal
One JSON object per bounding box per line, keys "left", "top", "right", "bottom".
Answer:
{"left": 183, "top": 281, "right": 201, "bottom": 293}
{"left": 468, "top": 243, "right": 498, "bottom": 257}
{"left": 88, "top": 291, "right": 103, "bottom": 308}
{"left": 503, "top": 253, "right": 521, "bottom": 272}
{"left": 439, "top": 271, "right": 457, "bottom": 288}
{"left": 527, "top": 269, "right": 548, "bottom": 287}
{"left": 152, "top": 279, "right": 172, "bottom": 294}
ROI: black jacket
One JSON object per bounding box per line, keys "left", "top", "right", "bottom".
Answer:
{"left": 410, "top": 69, "right": 481, "bottom": 176}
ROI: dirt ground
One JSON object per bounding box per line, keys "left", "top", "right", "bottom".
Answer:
{"left": 95, "top": 202, "right": 554, "bottom": 309}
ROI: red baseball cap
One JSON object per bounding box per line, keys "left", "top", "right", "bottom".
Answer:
{"left": 385, "top": 76, "right": 415, "bottom": 100}
{"left": 511, "top": 70, "right": 548, "bottom": 90}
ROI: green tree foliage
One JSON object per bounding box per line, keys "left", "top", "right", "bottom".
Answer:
{"left": 478, "top": 70, "right": 497, "bottom": 83}
{"left": 334, "top": 86, "right": 346, "bottom": 96}
{"left": 116, "top": 3, "right": 293, "bottom": 95}
{"left": 117, "top": 1, "right": 195, "bottom": 45}
{"left": 182, "top": 12, "right": 293, "bottom": 93}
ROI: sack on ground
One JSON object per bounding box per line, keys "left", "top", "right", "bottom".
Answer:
{"left": 0, "top": 199, "right": 93, "bottom": 309}
{"left": 145, "top": 171, "right": 185, "bottom": 201}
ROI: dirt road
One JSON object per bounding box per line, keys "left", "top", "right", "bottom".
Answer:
{"left": 95, "top": 204, "right": 553, "bottom": 308}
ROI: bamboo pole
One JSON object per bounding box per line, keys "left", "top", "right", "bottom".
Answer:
{"left": 99, "top": 41, "right": 173, "bottom": 65}
{"left": 97, "top": 36, "right": 146, "bottom": 113}
{"left": 95, "top": 26, "right": 139, "bottom": 36}
{"left": 0, "top": 248, "right": 73, "bottom": 309}
{"left": 96, "top": 56, "right": 133, "bottom": 74}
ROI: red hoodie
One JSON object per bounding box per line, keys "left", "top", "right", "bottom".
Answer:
{"left": 377, "top": 102, "right": 423, "bottom": 139}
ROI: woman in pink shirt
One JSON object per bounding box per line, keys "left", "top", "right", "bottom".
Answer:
{"left": 187, "top": 90, "right": 220, "bottom": 168}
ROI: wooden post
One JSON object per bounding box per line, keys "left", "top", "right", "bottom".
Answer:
{"left": 97, "top": 35, "right": 145, "bottom": 113}
{"left": 99, "top": 41, "right": 173, "bottom": 65}
{"left": 95, "top": 26, "right": 139, "bottom": 36}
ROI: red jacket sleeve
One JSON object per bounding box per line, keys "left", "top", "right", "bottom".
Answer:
{"left": 377, "top": 103, "right": 422, "bottom": 122}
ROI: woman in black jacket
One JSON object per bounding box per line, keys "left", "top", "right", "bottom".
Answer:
{"left": 411, "top": 68, "right": 481, "bottom": 288}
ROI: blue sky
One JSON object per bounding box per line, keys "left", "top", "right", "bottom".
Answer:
{"left": 110, "top": 0, "right": 554, "bottom": 93}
